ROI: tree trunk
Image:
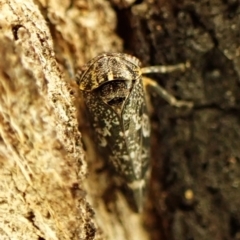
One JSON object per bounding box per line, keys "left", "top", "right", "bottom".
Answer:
{"left": 1, "top": 0, "right": 240, "bottom": 240}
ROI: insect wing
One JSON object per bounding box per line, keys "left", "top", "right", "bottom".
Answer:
{"left": 121, "top": 78, "right": 151, "bottom": 182}
{"left": 83, "top": 89, "right": 123, "bottom": 162}
{"left": 82, "top": 77, "right": 150, "bottom": 182}
{"left": 78, "top": 53, "right": 151, "bottom": 211}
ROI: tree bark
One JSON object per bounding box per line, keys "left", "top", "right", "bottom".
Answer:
{"left": 1, "top": 0, "right": 240, "bottom": 240}
{"left": 0, "top": 0, "right": 122, "bottom": 239}
{"left": 117, "top": 1, "right": 240, "bottom": 240}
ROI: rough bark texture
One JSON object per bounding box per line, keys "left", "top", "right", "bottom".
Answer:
{"left": 0, "top": 0, "right": 121, "bottom": 239}
{"left": 115, "top": 1, "right": 240, "bottom": 240}
{"left": 1, "top": 0, "right": 240, "bottom": 240}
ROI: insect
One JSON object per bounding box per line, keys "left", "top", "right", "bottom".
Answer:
{"left": 76, "top": 53, "right": 192, "bottom": 212}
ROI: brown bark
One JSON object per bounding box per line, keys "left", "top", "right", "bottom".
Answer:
{"left": 0, "top": 0, "right": 124, "bottom": 239}
{"left": 0, "top": 1, "right": 89, "bottom": 239}
{"left": 117, "top": 1, "right": 240, "bottom": 240}
{"left": 1, "top": 0, "right": 240, "bottom": 240}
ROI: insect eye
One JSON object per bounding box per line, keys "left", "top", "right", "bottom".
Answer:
{"left": 97, "top": 80, "right": 135, "bottom": 107}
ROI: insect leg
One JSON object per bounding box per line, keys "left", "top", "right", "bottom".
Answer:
{"left": 141, "top": 61, "right": 190, "bottom": 74}
{"left": 143, "top": 76, "right": 193, "bottom": 108}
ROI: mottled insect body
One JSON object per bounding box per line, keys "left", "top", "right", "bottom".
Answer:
{"left": 77, "top": 53, "right": 151, "bottom": 212}
{"left": 77, "top": 53, "right": 193, "bottom": 212}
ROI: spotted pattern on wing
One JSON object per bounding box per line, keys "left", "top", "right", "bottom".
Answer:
{"left": 77, "top": 53, "right": 151, "bottom": 211}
